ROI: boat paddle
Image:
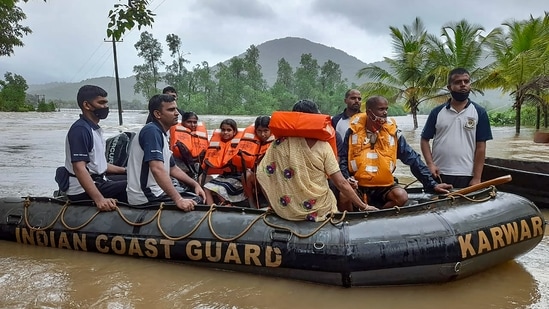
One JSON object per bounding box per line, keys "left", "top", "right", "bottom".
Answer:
{"left": 445, "top": 174, "right": 512, "bottom": 197}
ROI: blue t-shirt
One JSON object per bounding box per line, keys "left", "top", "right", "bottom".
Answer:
{"left": 64, "top": 115, "right": 107, "bottom": 195}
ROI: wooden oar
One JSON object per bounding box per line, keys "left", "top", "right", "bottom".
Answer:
{"left": 446, "top": 174, "right": 512, "bottom": 196}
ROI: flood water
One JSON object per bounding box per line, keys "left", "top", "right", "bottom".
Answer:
{"left": 0, "top": 110, "right": 548, "bottom": 308}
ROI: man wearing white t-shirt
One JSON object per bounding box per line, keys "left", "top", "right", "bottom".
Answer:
{"left": 420, "top": 68, "right": 493, "bottom": 188}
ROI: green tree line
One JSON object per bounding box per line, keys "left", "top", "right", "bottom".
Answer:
{"left": 131, "top": 31, "right": 355, "bottom": 116}
{"left": 2, "top": 2, "right": 549, "bottom": 132}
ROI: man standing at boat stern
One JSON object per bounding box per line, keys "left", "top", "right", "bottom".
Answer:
{"left": 63, "top": 85, "right": 127, "bottom": 211}
{"left": 420, "top": 68, "right": 493, "bottom": 188}
{"left": 126, "top": 94, "right": 206, "bottom": 211}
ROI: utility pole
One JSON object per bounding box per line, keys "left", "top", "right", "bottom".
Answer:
{"left": 104, "top": 38, "right": 123, "bottom": 125}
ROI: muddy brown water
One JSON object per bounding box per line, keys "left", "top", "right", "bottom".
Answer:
{"left": 0, "top": 111, "right": 547, "bottom": 308}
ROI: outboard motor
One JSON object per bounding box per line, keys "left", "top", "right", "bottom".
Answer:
{"left": 105, "top": 131, "right": 136, "bottom": 167}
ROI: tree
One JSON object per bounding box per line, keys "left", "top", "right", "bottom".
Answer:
{"left": 426, "top": 19, "right": 500, "bottom": 92}
{"left": 2, "top": 1, "right": 155, "bottom": 57}
{"left": 107, "top": 0, "right": 155, "bottom": 41}
{"left": 190, "top": 61, "right": 215, "bottom": 113}
{"left": 133, "top": 64, "right": 157, "bottom": 100}
{"left": 164, "top": 33, "right": 191, "bottom": 102}
{"left": 241, "top": 45, "right": 268, "bottom": 112}
{"left": 294, "top": 53, "right": 319, "bottom": 101}
{"left": 213, "top": 59, "right": 244, "bottom": 114}
{"left": 243, "top": 45, "right": 266, "bottom": 91}
{"left": 133, "top": 31, "right": 163, "bottom": 99}
{"left": 316, "top": 60, "right": 347, "bottom": 114}
{"left": 486, "top": 14, "right": 549, "bottom": 133}
{"left": 319, "top": 60, "right": 343, "bottom": 93}
{"left": 271, "top": 58, "right": 296, "bottom": 110}
{"left": 358, "top": 17, "right": 436, "bottom": 129}
{"left": 0, "top": 72, "right": 30, "bottom": 111}
{"left": 0, "top": 0, "right": 32, "bottom": 57}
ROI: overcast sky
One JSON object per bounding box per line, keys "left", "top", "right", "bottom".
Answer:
{"left": 1, "top": 0, "right": 547, "bottom": 85}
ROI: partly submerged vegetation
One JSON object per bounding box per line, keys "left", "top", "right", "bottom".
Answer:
{"left": 0, "top": 72, "right": 56, "bottom": 112}
{"left": 2, "top": 2, "right": 549, "bottom": 131}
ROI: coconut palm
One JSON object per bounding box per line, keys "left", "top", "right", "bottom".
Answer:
{"left": 425, "top": 19, "right": 501, "bottom": 94}
{"left": 485, "top": 14, "right": 549, "bottom": 133}
{"left": 357, "top": 17, "right": 437, "bottom": 129}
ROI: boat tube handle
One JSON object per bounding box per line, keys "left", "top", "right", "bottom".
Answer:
{"left": 270, "top": 229, "right": 293, "bottom": 243}
{"left": 6, "top": 214, "right": 22, "bottom": 225}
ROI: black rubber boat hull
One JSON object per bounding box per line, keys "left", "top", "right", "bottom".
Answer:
{"left": 0, "top": 188, "right": 545, "bottom": 287}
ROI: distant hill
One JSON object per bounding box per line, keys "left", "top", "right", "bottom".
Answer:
{"left": 26, "top": 37, "right": 511, "bottom": 109}
{"left": 27, "top": 76, "right": 145, "bottom": 103}
{"left": 27, "top": 37, "right": 373, "bottom": 103}
{"left": 249, "top": 37, "right": 371, "bottom": 85}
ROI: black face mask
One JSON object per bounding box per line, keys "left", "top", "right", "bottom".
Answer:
{"left": 92, "top": 107, "right": 110, "bottom": 119}
{"left": 450, "top": 91, "right": 470, "bottom": 102}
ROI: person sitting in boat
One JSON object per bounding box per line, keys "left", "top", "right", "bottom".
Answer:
{"left": 146, "top": 86, "right": 179, "bottom": 124}
{"left": 256, "top": 99, "right": 377, "bottom": 222}
{"left": 58, "top": 85, "right": 128, "bottom": 211}
{"left": 339, "top": 96, "right": 453, "bottom": 209}
{"left": 233, "top": 116, "right": 275, "bottom": 208}
{"left": 126, "top": 94, "right": 206, "bottom": 211}
{"left": 169, "top": 111, "right": 209, "bottom": 180}
{"left": 202, "top": 119, "right": 247, "bottom": 205}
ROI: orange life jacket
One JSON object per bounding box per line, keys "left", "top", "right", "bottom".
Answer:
{"left": 231, "top": 124, "right": 275, "bottom": 171}
{"left": 268, "top": 111, "right": 337, "bottom": 156}
{"left": 348, "top": 113, "right": 398, "bottom": 187}
{"left": 169, "top": 122, "right": 209, "bottom": 162}
{"left": 201, "top": 128, "right": 245, "bottom": 175}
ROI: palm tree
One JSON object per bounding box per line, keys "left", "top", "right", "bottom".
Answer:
{"left": 485, "top": 14, "right": 549, "bottom": 134}
{"left": 425, "top": 19, "right": 501, "bottom": 95}
{"left": 357, "top": 17, "right": 437, "bottom": 129}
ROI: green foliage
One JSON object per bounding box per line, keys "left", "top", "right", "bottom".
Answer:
{"left": 36, "top": 101, "right": 56, "bottom": 112}
{"left": 485, "top": 13, "right": 549, "bottom": 133}
{"left": 294, "top": 53, "right": 320, "bottom": 100}
{"left": 358, "top": 17, "right": 439, "bottom": 129}
{"left": 7, "top": 1, "right": 154, "bottom": 57}
{"left": 0, "top": 71, "right": 30, "bottom": 111}
{"left": 107, "top": 0, "right": 155, "bottom": 41}
{"left": 388, "top": 103, "right": 407, "bottom": 116}
{"left": 133, "top": 31, "right": 163, "bottom": 99}
{"left": 489, "top": 111, "right": 515, "bottom": 126}
{"left": 164, "top": 33, "right": 191, "bottom": 101}
{"left": 0, "top": 0, "right": 32, "bottom": 57}
{"left": 8, "top": 3, "right": 549, "bottom": 127}
{"left": 489, "top": 105, "right": 543, "bottom": 127}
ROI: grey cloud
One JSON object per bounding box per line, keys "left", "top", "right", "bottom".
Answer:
{"left": 191, "top": 0, "right": 275, "bottom": 19}
{"left": 312, "top": 0, "right": 549, "bottom": 36}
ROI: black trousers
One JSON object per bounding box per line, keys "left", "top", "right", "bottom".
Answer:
{"left": 439, "top": 174, "right": 473, "bottom": 189}
{"left": 67, "top": 178, "right": 127, "bottom": 203}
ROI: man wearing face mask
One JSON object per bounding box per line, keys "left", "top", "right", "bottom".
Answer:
{"left": 339, "top": 96, "right": 452, "bottom": 209}
{"left": 420, "top": 68, "right": 493, "bottom": 188}
{"left": 63, "top": 85, "right": 127, "bottom": 211}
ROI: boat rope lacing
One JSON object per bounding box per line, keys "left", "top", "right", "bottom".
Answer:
{"left": 261, "top": 211, "right": 348, "bottom": 239}
{"left": 445, "top": 185, "right": 497, "bottom": 203}
{"left": 22, "top": 198, "right": 350, "bottom": 241}
{"left": 22, "top": 185, "right": 496, "bottom": 241}
{"left": 23, "top": 196, "right": 67, "bottom": 231}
